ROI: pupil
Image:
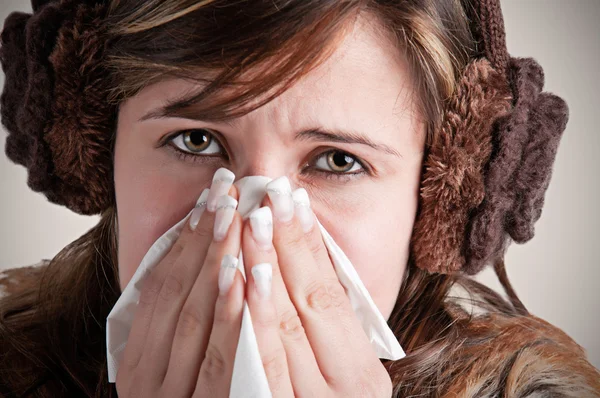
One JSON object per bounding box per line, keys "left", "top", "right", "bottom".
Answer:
{"left": 333, "top": 152, "right": 351, "bottom": 167}
{"left": 329, "top": 151, "right": 353, "bottom": 171}
{"left": 184, "top": 130, "right": 210, "bottom": 152}
{"left": 190, "top": 131, "right": 208, "bottom": 146}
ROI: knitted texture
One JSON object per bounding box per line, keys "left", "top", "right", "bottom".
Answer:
{"left": 475, "top": 0, "right": 509, "bottom": 74}
{"left": 464, "top": 57, "right": 569, "bottom": 274}
{"left": 0, "top": 0, "right": 115, "bottom": 215}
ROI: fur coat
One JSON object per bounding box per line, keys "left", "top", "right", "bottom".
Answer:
{"left": 1, "top": 262, "right": 599, "bottom": 397}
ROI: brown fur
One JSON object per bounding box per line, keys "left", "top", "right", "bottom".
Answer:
{"left": 0, "top": 0, "right": 591, "bottom": 394}
{"left": 45, "top": 1, "right": 117, "bottom": 215}
{"left": 410, "top": 54, "right": 569, "bottom": 276}
{"left": 465, "top": 57, "right": 569, "bottom": 274}
{"left": 411, "top": 57, "right": 512, "bottom": 274}
{"left": 2, "top": 264, "right": 599, "bottom": 397}
{"left": 440, "top": 312, "right": 600, "bottom": 397}
{"left": 0, "top": 0, "right": 116, "bottom": 215}
{"left": 1, "top": 0, "right": 570, "bottom": 275}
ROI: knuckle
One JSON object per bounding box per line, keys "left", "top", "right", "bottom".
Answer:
{"left": 278, "top": 309, "right": 305, "bottom": 342}
{"left": 199, "top": 343, "right": 227, "bottom": 381}
{"left": 261, "top": 350, "right": 287, "bottom": 393}
{"left": 192, "top": 218, "right": 214, "bottom": 240}
{"left": 306, "top": 235, "right": 325, "bottom": 259}
{"left": 177, "top": 305, "right": 208, "bottom": 338}
{"left": 304, "top": 280, "right": 345, "bottom": 313}
{"left": 159, "top": 272, "right": 185, "bottom": 302}
{"left": 121, "top": 350, "right": 140, "bottom": 375}
{"left": 171, "top": 239, "right": 186, "bottom": 257}
{"left": 285, "top": 230, "right": 306, "bottom": 251}
{"left": 253, "top": 304, "right": 278, "bottom": 329}
{"left": 139, "top": 272, "right": 162, "bottom": 307}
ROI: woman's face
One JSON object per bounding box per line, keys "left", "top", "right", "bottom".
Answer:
{"left": 113, "top": 16, "right": 425, "bottom": 320}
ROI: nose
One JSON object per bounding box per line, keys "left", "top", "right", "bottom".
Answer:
{"left": 232, "top": 156, "right": 292, "bottom": 182}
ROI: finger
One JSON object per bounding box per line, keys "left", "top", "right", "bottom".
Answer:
{"left": 194, "top": 255, "right": 245, "bottom": 398}
{"left": 124, "top": 168, "right": 236, "bottom": 383}
{"left": 162, "top": 196, "right": 242, "bottom": 394}
{"left": 290, "top": 187, "right": 338, "bottom": 280}
{"left": 243, "top": 206, "right": 327, "bottom": 397}
{"left": 138, "top": 176, "right": 238, "bottom": 380}
{"left": 206, "top": 168, "right": 236, "bottom": 212}
{"left": 266, "top": 177, "right": 378, "bottom": 385}
{"left": 242, "top": 208, "right": 294, "bottom": 397}
{"left": 260, "top": 185, "right": 336, "bottom": 280}
{"left": 121, "top": 187, "right": 211, "bottom": 379}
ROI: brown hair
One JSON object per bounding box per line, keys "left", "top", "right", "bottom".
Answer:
{"left": 2, "top": 0, "right": 594, "bottom": 396}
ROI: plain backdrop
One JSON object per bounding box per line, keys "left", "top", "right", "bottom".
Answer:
{"left": 1, "top": 1, "right": 599, "bottom": 369}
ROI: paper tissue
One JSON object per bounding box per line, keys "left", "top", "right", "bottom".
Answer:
{"left": 106, "top": 171, "right": 405, "bottom": 396}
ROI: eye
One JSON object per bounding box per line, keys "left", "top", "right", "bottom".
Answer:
{"left": 313, "top": 150, "right": 363, "bottom": 173}
{"left": 170, "top": 129, "right": 223, "bottom": 156}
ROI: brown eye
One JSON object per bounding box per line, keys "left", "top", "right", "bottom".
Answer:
{"left": 314, "top": 150, "right": 362, "bottom": 173}
{"left": 183, "top": 130, "right": 211, "bottom": 152}
{"left": 170, "top": 129, "right": 223, "bottom": 155}
{"left": 327, "top": 151, "right": 355, "bottom": 172}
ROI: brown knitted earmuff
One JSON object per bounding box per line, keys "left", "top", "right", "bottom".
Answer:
{"left": 0, "top": 0, "right": 569, "bottom": 275}
{"left": 0, "top": 0, "right": 115, "bottom": 215}
{"left": 410, "top": 0, "right": 569, "bottom": 275}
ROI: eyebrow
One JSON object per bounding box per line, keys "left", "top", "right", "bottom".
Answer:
{"left": 140, "top": 103, "right": 402, "bottom": 158}
{"left": 294, "top": 128, "right": 402, "bottom": 158}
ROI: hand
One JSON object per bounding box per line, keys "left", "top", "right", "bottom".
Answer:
{"left": 116, "top": 177, "right": 245, "bottom": 397}
{"left": 242, "top": 177, "right": 393, "bottom": 397}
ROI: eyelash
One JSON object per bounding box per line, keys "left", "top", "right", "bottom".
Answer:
{"left": 163, "top": 129, "right": 370, "bottom": 182}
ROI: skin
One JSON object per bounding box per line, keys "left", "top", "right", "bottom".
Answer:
{"left": 114, "top": 14, "right": 425, "bottom": 325}
{"left": 113, "top": 13, "right": 428, "bottom": 397}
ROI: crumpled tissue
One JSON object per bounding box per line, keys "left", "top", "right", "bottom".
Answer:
{"left": 106, "top": 175, "right": 405, "bottom": 396}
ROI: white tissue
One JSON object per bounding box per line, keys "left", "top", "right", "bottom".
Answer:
{"left": 106, "top": 175, "right": 405, "bottom": 396}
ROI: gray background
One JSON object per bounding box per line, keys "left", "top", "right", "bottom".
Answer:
{"left": 1, "top": 1, "right": 598, "bottom": 368}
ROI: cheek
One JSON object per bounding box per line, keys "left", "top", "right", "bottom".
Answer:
{"left": 114, "top": 186, "right": 175, "bottom": 291}
{"left": 315, "top": 179, "right": 419, "bottom": 320}
{"left": 113, "top": 136, "right": 212, "bottom": 290}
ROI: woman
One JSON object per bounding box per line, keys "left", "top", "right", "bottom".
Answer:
{"left": 0, "top": 0, "right": 598, "bottom": 396}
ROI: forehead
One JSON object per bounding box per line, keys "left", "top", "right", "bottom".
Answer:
{"left": 126, "top": 13, "right": 419, "bottom": 141}
{"left": 269, "top": 14, "right": 416, "bottom": 127}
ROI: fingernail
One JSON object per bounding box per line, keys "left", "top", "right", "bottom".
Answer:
{"left": 189, "top": 189, "right": 210, "bottom": 231}
{"left": 207, "top": 168, "right": 235, "bottom": 212}
{"left": 219, "top": 254, "right": 238, "bottom": 295}
{"left": 251, "top": 263, "right": 272, "bottom": 299}
{"left": 249, "top": 207, "right": 273, "bottom": 250}
{"left": 214, "top": 195, "right": 238, "bottom": 242}
{"left": 292, "top": 188, "right": 314, "bottom": 233}
{"left": 196, "top": 188, "right": 210, "bottom": 207}
{"left": 266, "top": 176, "right": 294, "bottom": 222}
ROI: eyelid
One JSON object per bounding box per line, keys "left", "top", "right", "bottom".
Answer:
{"left": 161, "top": 129, "right": 372, "bottom": 180}
{"left": 164, "top": 128, "right": 230, "bottom": 157}
{"left": 307, "top": 147, "right": 369, "bottom": 173}
{"left": 312, "top": 150, "right": 363, "bottom": 173}
{"left": 173, "top": 131, "right": 221, "bottom": 155}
